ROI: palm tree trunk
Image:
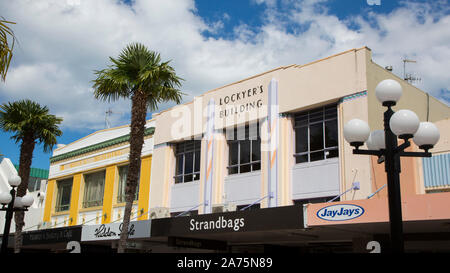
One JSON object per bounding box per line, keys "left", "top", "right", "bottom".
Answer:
{"left": 14, "top": 134, "right": 35, "bottom": 253}
{"left": 117, "top": 90, "right": 147, "bottom": 253}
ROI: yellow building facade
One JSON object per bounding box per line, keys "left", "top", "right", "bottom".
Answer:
{"left": 42, "top": 121, "right": 155, "bottom": 229}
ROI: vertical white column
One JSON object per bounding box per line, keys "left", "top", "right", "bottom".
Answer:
{"left": 203, "top": 98, "right": 215, "bottom": 214}
{"left": 267, "top": 78, "right": 279, "bottom": 207}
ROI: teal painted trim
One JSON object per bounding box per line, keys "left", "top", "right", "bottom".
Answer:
{"left": 50, "top": 127, "right": 155, "bottom": 163}
{"left": 14, "top": 165, "right": 49, "bottom": 179}
{"left": 340, "top": 91, "right": 368, "bottom": 103}
{"left": 422, "top": 153, "right": 450, "bottom": 188}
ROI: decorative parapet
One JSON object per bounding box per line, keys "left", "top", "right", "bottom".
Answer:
{"left": 50, "top": 127, "right": 155, "bottom": 163}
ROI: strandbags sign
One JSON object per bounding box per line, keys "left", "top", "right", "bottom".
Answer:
{"left": 81, "top": 220, "right": 151, "bottom": 241}
{"left": 316, "top": 204, "right": 364, "bottom": 221}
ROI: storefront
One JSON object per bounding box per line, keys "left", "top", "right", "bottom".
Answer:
{"left": 150, "top": 205, "right": 304, "bottom": 253}
{"left": 33, "top": 46, "right": 450, "bottom": 253}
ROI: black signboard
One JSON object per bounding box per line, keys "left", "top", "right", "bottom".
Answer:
{"left": 152, "top": 205, "right": 303, "bottom": 236}
{"left": 23, "top": 225, "right": 82, "bottom": 245}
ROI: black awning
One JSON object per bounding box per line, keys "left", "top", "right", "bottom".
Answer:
{"left": 151, "top": 205, "right": 304, "bottom": 237}
{"left": 22, "top": 225, "right": 82, "bottom": 246}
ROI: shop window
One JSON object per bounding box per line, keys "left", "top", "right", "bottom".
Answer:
{"left": 82, "top": 170, "right": 106, "bottom": 208}
{"left": 226, "top": 122, "right": 261, "bottom": 175}
{"left": 294, "top": 104, "right": 338, "bottom": 164}
{"left": 117, "top": 165, "right": 139, "bottom": 203}
{"left": 55, "top": 178, "right": 73, "bottom": 212}
{"left": 174, "top": 140, "right": 201, "bottom": 184}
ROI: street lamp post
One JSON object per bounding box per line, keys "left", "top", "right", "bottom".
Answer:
{"left": 0, "top": 175, "right": 34, "bottom": 253}
{"left": 343, "top": 79, "right": 440, "bottom": 253}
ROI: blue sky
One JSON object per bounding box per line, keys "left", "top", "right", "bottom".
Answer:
{"left": 0, "top": 0, "right": 449, "bottom": 170}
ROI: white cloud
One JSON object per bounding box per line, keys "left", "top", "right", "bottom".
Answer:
{"left": 0, "top": 0, "right": 448, "bottom": 132}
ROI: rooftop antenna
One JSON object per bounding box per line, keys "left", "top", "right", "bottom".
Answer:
{"left": 105, "top": 108, "right": 121, "bottom": 129}
{"left": 402, "top": 57, "right": 421, "bottom": 84}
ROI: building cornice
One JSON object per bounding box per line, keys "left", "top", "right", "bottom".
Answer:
{"left": 50, "top": 127, "right": 155, "bottom": 163}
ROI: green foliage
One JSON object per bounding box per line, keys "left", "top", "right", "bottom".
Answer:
{"left": 92, "top": 42, "right": 184, "bottom": 110}
{"left": 0, "top": 18, "right": 16, "bottom": 82}
{"left": 0, "top": 99, "right": 63, "bottom": 153}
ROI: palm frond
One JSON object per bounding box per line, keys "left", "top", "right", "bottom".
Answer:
{"left": 0, "top": 19, "right": 16, "bottom": 82}
{"left": 0, "top": 100, "right": 63, "bottom": 153}
{"left": 92, "top": 42, "right": 184, "bottom": 110}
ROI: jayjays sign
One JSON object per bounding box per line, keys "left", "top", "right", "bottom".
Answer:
{"left": 316, "top": 204, "right": 364, "bottom": 221}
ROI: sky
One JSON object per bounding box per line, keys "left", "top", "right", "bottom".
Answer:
{"left": 0, "top": 0, "right": 449, "bottom": 170}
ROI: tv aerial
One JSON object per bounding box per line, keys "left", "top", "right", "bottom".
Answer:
{"left": 402, "top": 57, "right": 421, "bottom": 84}
{"left": 104, "top": 108, "right": 121, "bottom": 129}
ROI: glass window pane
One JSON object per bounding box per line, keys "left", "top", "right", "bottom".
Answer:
{"left": 327, "top": 149, "right": 339, "bottom": 159}
{"left": 229, "top": 166, "right": 238, "bottom": 175}
{"left": 309, "top": 109, "right": 323, "bottom": 123}
{"left": 185, "top": 141, "right": 195, "bottom": 152}
{"left": 184, "top": 174, "right": 193, "bottom": 182}
{"left": 118, "top": 165, "right": 128, "bottom": 202}
{"left": 237, "top": 125, "right": 246, "bottom": 141}
{"left": 251, "top": 139, "right": 261, "bottom": 162}
{"left": 295, "top": 154, "right": 308, "bottom": 164}
{"left": 83, "top": 171, "right": 105, "bottom": 208}
{"left": 184, "top": 152, "right": 193, "bottom": 175}
{"left": 61, "top": 185, "right": 71, "bottom": 206}
{"left": 229, "top": 142, "right": 239, "bottom": 165}
{"left": 295, "top": 113, "right": 308, "bottom": 127}
{"left": 252, "top": 162, "right": 261, "bottom": 171}
{"left": 325, "top": 105, "right": 337, "bottom": 119}
{"left": 175, "top": 176, "right": 183, "bottom": 184}
{"left": 248, "top": 123, "right": 258, "bottom": 140}
{"left": 310, "top": 123, "right": 324, "bottom": 152}
{"left": 295, "top": 127, "right": 308, "bottom": 153}
{"left": 56, "top": 178, "right": 72, "bottom": 212}
{"left": 325, "top": 119, "right": 338, "bottom": 148}
{"left": 240, "top": 164, "right": 251, "bottom": 174}
{"left": 240, "top": 140, "right": 250, "bottom": 164}
{"left": 195, "top": 140, "right": 201, "bottom": 150}
{"left": 310, "top": 151, "right": 324, "bottom": 162}
{"left": 193, "top": 173, "right": 200, "bottom": 181}
{"left": 194, "top": 150, "right": 200, "bottom": 172}
{"left": 225, "top": 127, "right": 236, "bottom": 141}
{"left": 176, "top": 155, "right": 184, "bottom": 175}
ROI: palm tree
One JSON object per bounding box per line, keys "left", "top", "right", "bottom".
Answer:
{"left": 0, "top": 18, "right": 16, "bottom": 82}
{"left": 0, "top": 99, "right": 63, "bottom": 252}
{"left": 92, "top": 42, "right": 183, "bottom": 253}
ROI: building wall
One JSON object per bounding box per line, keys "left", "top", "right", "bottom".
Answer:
{"left": 421, "top": 118, "right": 450, "bottom": 192}
{"left": 43, "top": 121, "right": 155, "bottom": 228}
{"left": 0, "top": 158, "right": 45, "bottom": 233}
{"left": 149, "top": 47, "right": 377, "bottom": 213}
{"left": 366, "top": 60, "right": 450, "bottom": 131}
{"left": 366, "top": 60, "right": 450, "bottom": 197}
{"left": 339, "top": 93, "right": 372, "bottom": 200}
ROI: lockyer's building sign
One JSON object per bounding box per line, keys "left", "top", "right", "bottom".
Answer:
{"left": 217, "top": 85, "right": 265, "bottom": 119}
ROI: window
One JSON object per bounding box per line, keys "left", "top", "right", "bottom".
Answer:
{"left": 227, "top": 122, "right": 261, "bottom": 175}
{"left": 174, "top": 140, "right": 201, "bottom": 183}
{"left": 28, "top": 177, "right": 41, "bottom": 192}
{"left": 236, "top": 203, "right": 260, "bottom": 211}
{"left": 82, "top": 170, "right": 105, "bottom": 208}
{"left": 293, "top": 196, "right": 336, "bottom": 206}
{"left": 55, "top": 178, "right": 72, "bottom": 212}
{"left": 117, "top": 165, "right": 139, "bottom": 203}
{"left": 294, "top": 104, "right": 338, "bottom": 164}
